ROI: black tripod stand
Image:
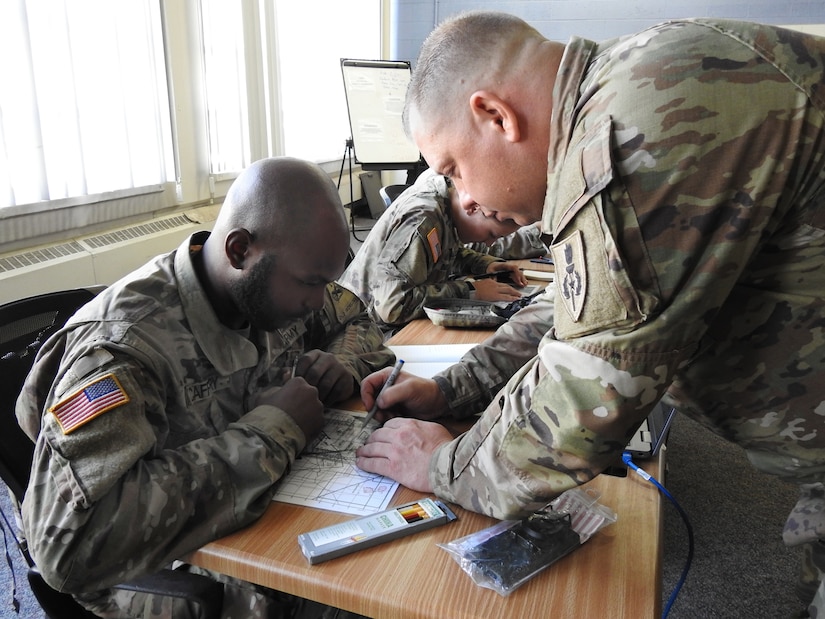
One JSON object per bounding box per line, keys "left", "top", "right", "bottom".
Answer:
{"left": 337, "top": 138, "right": 370, "bottom": 242}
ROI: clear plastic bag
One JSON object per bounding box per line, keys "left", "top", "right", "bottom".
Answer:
{"left": 438, "top": 488, "right": 617, "bottom": 596}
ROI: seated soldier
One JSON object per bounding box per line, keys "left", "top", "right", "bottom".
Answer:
{"left": 16, "top": 157, "right": 392, "bottom": 618}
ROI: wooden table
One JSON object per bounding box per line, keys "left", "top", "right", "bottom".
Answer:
{"left": 185, "top": 259, "right": 665, "bottom": 618}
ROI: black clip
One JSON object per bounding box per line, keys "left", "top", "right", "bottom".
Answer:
{"left": 492, "top": 289, "right": 543, "bottom": 320}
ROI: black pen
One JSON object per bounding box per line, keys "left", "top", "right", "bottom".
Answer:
{"left": 361, "top": 359, "right": 405, "bottom": 429}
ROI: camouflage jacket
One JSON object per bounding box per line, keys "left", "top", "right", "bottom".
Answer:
{"left": 337, "top": 170, "right": 500, "bottom": 329}
{"left": 16, "top": 232, "right": 392, "bottom": 594}
{"left": 430, "top": 19, "right": 825, "bottom": 519}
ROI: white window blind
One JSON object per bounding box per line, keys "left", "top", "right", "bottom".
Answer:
{"left": 274, "top": 0, "right": 381, "bottom": 163}
{"left": 0, "top": 0, "right": 173, "bottom": 209}
{"left": 0, "top": 0, "right": 383, "bottom": 250}
{"left": 198, "top": 0, "right": 381, "bottom": 178}
{"left": 199, "top": 0, "right": 252, "bottom": 176}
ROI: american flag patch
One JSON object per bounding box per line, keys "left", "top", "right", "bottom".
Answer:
{"left": 49, "top": 373, "right": 130, "bottom": 434}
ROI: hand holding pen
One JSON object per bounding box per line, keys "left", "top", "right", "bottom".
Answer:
{"left": 358, "top": 370, "right": 450, "bottom": 422}
{"left": 475, "top": 263, "right": 528, "bottom": 287}
{"left": 361, "top": 359, "right": 405, "bottom": 428}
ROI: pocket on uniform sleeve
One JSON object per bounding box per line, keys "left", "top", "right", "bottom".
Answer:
{"left": 548, "top": 118, "right": 654, "bottom": 340}
{"left": 551, "top": 204, "right": 634, "bottom": 339}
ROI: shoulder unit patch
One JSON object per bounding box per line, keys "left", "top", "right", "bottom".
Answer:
{"left": 551, "top": 229, "right": 587, "bottom": 323}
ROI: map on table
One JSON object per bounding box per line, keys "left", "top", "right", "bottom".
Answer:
{"left": 271, "top": 408, "right": 399, "bottom": 515}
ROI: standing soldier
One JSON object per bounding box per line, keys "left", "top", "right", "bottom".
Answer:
{"left": 355, "top": 12, "right": 825, "bottom": 614}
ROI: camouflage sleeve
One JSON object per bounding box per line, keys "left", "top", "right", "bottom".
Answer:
{"left": 467, "top": 224, "right": 549, "bottom": 259}
{"left": 19, "top": 342, "right": 305, "bottom": 593}
{"left": 430, "top": 321, "right": 682, "bottom": 520}
{"left": 433, "top": 291, "right": 554, "bottom": 419}
{"left": 451, "top": 245, "right": 502, "bottom": 275}
{"left": 323, "top": 317, "right": 396, "bottom": 380}
{"left": 305, "top": 282, "right": 396, "bottom": 382}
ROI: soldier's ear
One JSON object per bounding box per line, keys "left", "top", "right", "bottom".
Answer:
{"left": 468, "top": 91, "right": 521, "bottom": 143}
{"left": 225, "top": 228, "right": 253, "bottom": 270}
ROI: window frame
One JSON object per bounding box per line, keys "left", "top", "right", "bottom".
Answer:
{"left": 1, "top": 0, "right": 389, "bottom": 255}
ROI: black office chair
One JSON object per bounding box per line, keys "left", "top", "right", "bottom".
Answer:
{"left": 378, "top": 184, "right": 410, "bottom": 208}
{"left": 0, "top": 287, "right": 223, "bottom": 619}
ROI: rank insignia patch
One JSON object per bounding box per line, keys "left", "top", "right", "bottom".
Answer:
{"left": 551, "top": 230, "right": 587, "bottom": 322}
{"left": 426, "top": 227, "right": 442, "bottom": 262}
{"left": 49, "top": 373, "right": 129, "bottom": 434}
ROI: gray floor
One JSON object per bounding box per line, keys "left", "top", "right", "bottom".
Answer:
{"left": 661, "top": 413, "right": 803, "bottom": 618}
{"left": 0, "top": 489, "right": 43, "bottom": 618}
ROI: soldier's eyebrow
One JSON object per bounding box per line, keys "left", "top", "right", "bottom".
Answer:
{"left": 292, "top": 265, "right": 337, "bottom": 287}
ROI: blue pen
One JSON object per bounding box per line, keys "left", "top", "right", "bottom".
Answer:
{"left": 361, "top": 359, "right": 405, "bottom": 429}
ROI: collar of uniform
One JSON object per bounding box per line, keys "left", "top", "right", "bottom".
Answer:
{"left": 174, "top": 232, "right": 260, "bottom": 374}
{"left": 542, "top": 36, "right": 599, "bottom": 233}
{"left": 441, "top": 193, "right": 462, "bottom": 247}
{"left": 406, "top": 167, "right": 449, "bottom": 200}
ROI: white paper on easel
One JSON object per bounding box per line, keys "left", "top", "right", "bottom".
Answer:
{"left": 387, "top": 343, "right": 475, "bottom": 378}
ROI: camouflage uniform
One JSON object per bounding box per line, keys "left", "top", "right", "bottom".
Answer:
{"left": 337, "top": 169, "right": 501, "bottom": 329}
{"left": 426, "top": 19, "right": 825, "bottom": 611}
{"left": 433, "top": 289, "right": 555, "bottom": 420}
{"left": 16, "top": 232, "right": 391, "bottom": 618}
{"left": 304, "top": 281, "right": 394, "bottom": 380}
{"left": 465, "top": 224, "right": 550, "bottom": 259}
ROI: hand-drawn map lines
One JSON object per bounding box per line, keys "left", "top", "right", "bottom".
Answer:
{"left": 271, "top": 408, "right": 399, "bottom": 515}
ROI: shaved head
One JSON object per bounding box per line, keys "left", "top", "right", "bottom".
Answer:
{"left": 403, "top": 11, "right": 544, "bottom": 138}
{"left": 201, "top": 157, "right": 350, "bottom": 330}
{"left": 214, "top": 157, "right": 347, "bottom": 251}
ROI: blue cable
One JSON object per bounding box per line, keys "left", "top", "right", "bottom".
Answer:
{"left": 622, "top": 451, "right": 694, "bottom": 619}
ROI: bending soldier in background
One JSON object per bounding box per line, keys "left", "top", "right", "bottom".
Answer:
{"left": 355, "top": 12, "right": 825, "bottom": 614}
{"left": 338, "top": 168, "right": 529, "bottom": 332}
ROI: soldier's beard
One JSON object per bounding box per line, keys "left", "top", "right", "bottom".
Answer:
{"left": 231, "top": 255, "right": 285, "bottom": 332}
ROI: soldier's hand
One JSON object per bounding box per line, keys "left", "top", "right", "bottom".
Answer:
{"left": 486, "top": 262, "right": 528, "bottom": 287}
{"left": 250, "top": 379, "right": 325, "bottom": 440}
{"left": 472, "top": 278, "right": 523, "bottom": 302}
{"left": 360, "top": 369, "right": 449, "bottom": 421}
{"left": 355, "top": 418, "right": 452, "bottom": 491}
{"left": 293, "top": 350, "right": 355, "bottom": 404}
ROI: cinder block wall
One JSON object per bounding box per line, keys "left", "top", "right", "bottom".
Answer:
{"left": 390, "top": 0, "right": 825, "bottom": 61}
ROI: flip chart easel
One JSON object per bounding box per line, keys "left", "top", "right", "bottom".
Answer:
{"left": 340, "top": 58, "right": 421, "bottom": 170}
